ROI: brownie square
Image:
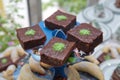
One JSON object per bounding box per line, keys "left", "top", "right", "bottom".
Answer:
{"left": 0, "top": 57, "right": 13, "bottom": 72}
{"left": 67, "top": 23, "right": 103, "bottom": 53}
{"left": 16, "top": 24, "right": 46, "bottom": 49}
{"left": 112, "top": 64, "right": 120, "bottom": 80}
{"left": 45, "top": 10, "right": 76, "bottom": 33}
{"left": 40, "top": 37, "right": 75, "bottom": 66}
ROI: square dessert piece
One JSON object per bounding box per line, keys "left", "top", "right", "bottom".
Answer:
{"left": 0, "top": 57, "right": 13, "bottom": 72}
{"left": 16, "top": 24, "right": 46, "bottom": 49}
{"left": 45, "top": 10, "right": 76, "bottom": 33}
{"left": 40, "top": 37, "right": 75, "bottom": 66}
{"left": 67, "top": 23, "right": 103, "bottom": 53}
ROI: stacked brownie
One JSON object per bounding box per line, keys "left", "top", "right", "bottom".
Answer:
{"left": 67, "top": 23, "right": 103, "bottom": 53}
{"left": 16, "top": 24, "right": 46, "bottom": 50}
{"left": 45, "top": 10, "right": 76, "bottom": 33}
{"left": 40, "top": 37, "right": 75, "bottom": 66}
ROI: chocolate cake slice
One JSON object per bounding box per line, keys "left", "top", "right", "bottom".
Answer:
{"left": 111, "top": 64, "right": 120, "bottom": 80}
{"left": 45, "top": 10, "right": 76, "bottom": 33}
{"left": 16, "top": 24, "right": 46, "bottom": 49}
{"left": 40, "top": 37, "right": 75, "bottom": 66}
{"left": 0, "top": 56, "right": 13, "bottom": 72}
{"left": 67, "top": 23, "right": 103, "bottom": 53}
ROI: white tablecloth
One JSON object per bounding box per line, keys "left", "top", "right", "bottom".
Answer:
{"left": 77, "top": 0, "right": 120, "bottom": 34}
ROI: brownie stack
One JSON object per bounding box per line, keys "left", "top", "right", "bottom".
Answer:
{"left": 45, "top": 10, "right": 76, "bottom": 33}
{"left": 16, "top": 24, "right": 46, "bottom": 49}
{"left": 67, "top": 23, "right": 103, "bottom": 53}
{"left": 40, "top": 37, "right": 75, "bottom": 66}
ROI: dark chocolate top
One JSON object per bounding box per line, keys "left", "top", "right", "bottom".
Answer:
{"left": 45, "top": 10, "right": 76, "bottom": 28}
{"left": 67, "top": 23, "right": 103, "bottom": 43}
{"left": 16, "top": 24, "right": 46, "bottom": 42}
{"left": 40, "top": 37, "right": 75, "bottom": 60}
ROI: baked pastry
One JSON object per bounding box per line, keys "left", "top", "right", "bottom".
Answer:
{"left": 17, "top": 64, "right": 47, "bottom": 80}
{"left": 16, "top": 24, "right": 46, "bottom": 49}
{"left": 67, "top": 23, "right": 103, "bottom": 53}
{"left": 111, "top": 64, "right": 120, "bottom": 80}
{"left": 2, "top": 65, "right": 16, "bottom": 80}
{"left": 29, "top": 57, "right": 46, "bottom": 74}
{"left": 40, "top": 37, "right": 75, "bottom": 66}
{"left": 45, "top": 10, "right": 76, "bottom": 33}
{"left": 72, "top": 61, "right": 104, "bottom": 80}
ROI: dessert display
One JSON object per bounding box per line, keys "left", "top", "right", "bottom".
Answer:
{"left": 67, "top": 23, "right": 103, "bottom": 53}
{"left": 115, "top": 0, "right": 120, "bottom": 8}
{"left": 40, "top": 37, "right": 75, "bottom": 66}
{"left": 0, "top": 9, "right": 105, "bottom": 80}
{"left": 16, "top": 24, "right": 46, "bottom": 49}
{"left": 111, "top": 64, "right": 120, "bottom": 80}
{"left": 45, "top": 10, "right": 76, "bottom": 33}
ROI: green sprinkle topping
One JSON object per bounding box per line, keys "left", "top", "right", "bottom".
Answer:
{"left": 53, "top": 42, "right": 65, "bottom": 51}
{"left": 67, "top": 57, "right": 77, "bottom": 63}
{"left": 1, "top": 58, "right": 8, "bottom": 64}
{"left": 25, "top": 29, "right": 36, "bottom": 36}
{"left": 79, "top": 29, "right": 90, "bottom": 35}
{"left": 104, "top": 55, "right": 111, "bottom": 60}
{"left": 56, "top": 15, "right": 67, "bottom": 21}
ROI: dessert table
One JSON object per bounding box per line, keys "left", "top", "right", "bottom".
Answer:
{"left": 77, "top": 0, "right": 120, "bottom": 34}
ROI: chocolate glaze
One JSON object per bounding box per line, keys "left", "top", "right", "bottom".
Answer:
{"left": 40, "top": 37, "right": 75, "bottom": 66}
{"left": 45, "top": 10, "right": 76, "bottom": 33}
{"left": 67, "top": 23, "right": 103, "bottom": 53}
{"left": 16, "top": 24, "right": 46, "bottom": 49}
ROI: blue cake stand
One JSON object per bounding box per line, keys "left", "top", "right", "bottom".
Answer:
{"left": 14, "top": 21, "right": 98, "bottom": 80}
{"left": 25, "top": 21, "right": 80, "bottom": 80}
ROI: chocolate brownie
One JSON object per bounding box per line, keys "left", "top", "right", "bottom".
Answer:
{"left": 67, "top": 23, "right": 103, "bottom": 53}
{"left": 111, "top": 64, "right": 120, "bottom": 80}
{"left": 0, "top": 56, "right": 13, "bottom": 72}
{"left": 16, "top": 24, "right": 46, "bottom": 49}
{"left": 97, "top": 53, "right": 114, "bottom": 63}
{"left": 45, "top": 10, "right": 76, "bottom": 33}
{"left": 115, "top": 0, "right": 120, "bottom": 8}
{"left": 40, "top": 37, "right": 75, "bottom": 66}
